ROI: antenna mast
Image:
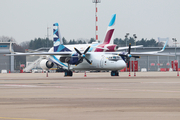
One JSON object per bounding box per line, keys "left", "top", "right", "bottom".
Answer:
{"left": 92, "top": 0, "right": 101, "bottom": 42}
{"left": 47, "top": 26, "right": 51, "bottom": 47}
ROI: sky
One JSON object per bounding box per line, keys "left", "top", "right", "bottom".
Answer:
{"left": 0, "top": 0, "right": 180, "bottom": 46}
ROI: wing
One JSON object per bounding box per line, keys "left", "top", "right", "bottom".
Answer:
{"left": 130, "top": 52, "right": 174, "bottom": 56}
{"left": 4, "top": 52, "right": 74, "bottom": 56}
{"left": 131, "top": 39, "right": 170, "bottom": 56}
{"left": 106, "top": 40, "right": 173, "bottom": 56}
{"left": 117, "top": 45, "right": 143, "bottom": 50}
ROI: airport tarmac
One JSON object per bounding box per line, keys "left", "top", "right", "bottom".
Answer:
{"left": 0, "top": 72, "right": 180, "bottom": 120}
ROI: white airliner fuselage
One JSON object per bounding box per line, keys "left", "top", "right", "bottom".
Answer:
{"left": 55, "top": 53, "right": 126, "bottom": 71}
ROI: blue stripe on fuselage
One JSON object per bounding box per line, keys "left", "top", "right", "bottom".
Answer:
{"left": 49, "top": 55, "right": 68, "bottom": 68}
{"left": 89, "top": 43, "right": 100, "bottom": 52}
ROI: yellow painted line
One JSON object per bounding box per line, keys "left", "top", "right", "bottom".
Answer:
{"left": 0, "top": 117, "right": 47, "bottom": 120}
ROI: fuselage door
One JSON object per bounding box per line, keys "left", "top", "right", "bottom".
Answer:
{"left": 100, "top": 55, "right": 104, "bottom": 68}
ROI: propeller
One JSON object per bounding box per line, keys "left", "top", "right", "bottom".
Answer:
{"left": 74, "top": 46, "right": 92, "bottom": 66}
{"left": 119, "top": 43, "right": 140, "bottom": 68}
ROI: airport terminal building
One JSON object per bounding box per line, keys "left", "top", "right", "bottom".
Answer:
{"left": 130, "top": 47, "right": 179, "bottom": 71}
{"left": 0, "top": 42, "right": 14, "bottom": 72}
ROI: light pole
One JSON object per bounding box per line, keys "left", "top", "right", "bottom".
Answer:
{"left": 125, "top": 33, "right": 129, "bottom": 72}
{"left": 133, "top": 34, "right": 137, "bottom": 76}
{"left": 133, "top": 34, "right": 137, "bottom": 52}
{"left": 172, "top": 38, "right": 177, "bottom": 60}
{"left": 125, "top": 33, "right": 129, "bottom": 46}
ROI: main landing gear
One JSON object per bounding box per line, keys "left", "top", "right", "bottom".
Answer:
{"left": 64, "top": 63, "right": 73, "bottom": 77}
{"left": 111, "top": 70, "right": 119, "bottom": 76}
{"left": 64, "top": 70, "right": 73, "bottom": 77}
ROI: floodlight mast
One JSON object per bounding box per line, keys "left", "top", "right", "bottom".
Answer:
{"left": 133, "top": 34, "right": 137, "bottom": 52}
{"left": 92, "top": 0, "right": 101, "bottom": 42}
{"left": 172, "top": 38, "right": 177, "bottom": 60}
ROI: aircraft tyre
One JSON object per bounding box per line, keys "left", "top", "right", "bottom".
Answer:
{"left": 111, "top": 70, "right": 119, "bottom": 76}
{"left": 64, "top": 70, "right": 73, "bottom": 77}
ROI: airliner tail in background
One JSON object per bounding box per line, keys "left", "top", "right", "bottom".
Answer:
{"left": 53, "top": 23, "right": 71, "bottom": 52}
{"left": 103, "top": 14, "right": 116, "bottom": 44}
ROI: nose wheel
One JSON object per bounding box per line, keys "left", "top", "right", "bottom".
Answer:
{"left": 111, "top": 70, "right": 119, "bottom": 76}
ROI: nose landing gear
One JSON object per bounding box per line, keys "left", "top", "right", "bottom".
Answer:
{"left": 111, "top": 70, "right": 119, "bottom": 76}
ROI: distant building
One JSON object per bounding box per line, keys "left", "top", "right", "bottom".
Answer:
{"left": 123, "top": 47, "right": 180, "bottom": 71}
{"left": 0, "top": 42, "right": 14, "bottom": 72}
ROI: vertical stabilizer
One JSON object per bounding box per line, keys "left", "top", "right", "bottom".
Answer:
{"left": 53, "top": 23, "right": 71, "bottom": 52}
{"left": 103, "top": 14, "right": 116, "bottom": 44}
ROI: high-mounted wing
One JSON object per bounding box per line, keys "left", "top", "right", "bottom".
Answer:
{"left": 130, "top": 39, "right": 169, "bottom": 56}
{"left": 4, "top": 52, "right": 73, "bottom": 56}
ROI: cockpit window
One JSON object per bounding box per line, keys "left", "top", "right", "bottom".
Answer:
{"left": 108, "top": 56, "right": 122, "bottom": 61}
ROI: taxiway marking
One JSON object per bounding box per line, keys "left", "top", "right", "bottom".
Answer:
{"left": 1, "top": 84, "right": 180, "bottom": 93}
{"left": 0, "top": 117, "right": 46, "bottom": 120}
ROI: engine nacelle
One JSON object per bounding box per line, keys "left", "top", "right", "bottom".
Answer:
{"left": 40, "top": 59, "right": 54, "bottom": 70}
{"left": 106, "top": 44, "right": 118, "bottom": 52}
{"left": 59, "top": 53, "right": 79, "bottom": 65}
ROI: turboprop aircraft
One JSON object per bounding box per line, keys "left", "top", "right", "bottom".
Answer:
{"left": 5, "top": 14, "right": 169, "bottom": 77}
{"left": 5, "top": 38, "right": 168, "bottom": 77}
{"left": 6, "top": 44, "right": 127, "bottom": 76}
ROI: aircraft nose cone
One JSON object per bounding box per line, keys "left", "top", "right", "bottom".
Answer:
{"left": 118, "top": 60, "right": 126, "bottom": 69}
{"left": 122, "top": 60, "right": 127, "bottom": 68}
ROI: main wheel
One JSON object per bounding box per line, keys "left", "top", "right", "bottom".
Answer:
{"left": 115, "top": 71, "right": 119, "bottom": 76}
{"left": 64, "top": 70, "right": 73, "bottom": 77}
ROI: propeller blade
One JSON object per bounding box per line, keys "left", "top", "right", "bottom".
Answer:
{"left": 84, "top": 57, "right": 92, "bottom": 65}
{"left": 75, "top": 57, "right": 83, "bottom": 66}
{"left": 132, "top": 56, "right": 140, "bottom": 58}
{"left": 126, "top": 57, "right": 130, "bottom": 63}
{"left": 74, "top": 47, "right": 82, "bottom": 55}
{"left": 74, "top": 46, "right": 92, "bottom": 66}
{"left": 83, "top": 46, "right": 91, "bottom": 54}
{"left": 128, "top": 43, "right": 131, "bottom": 54}
{"left": 118, "top": 54, "right": 127, "bottom": 57}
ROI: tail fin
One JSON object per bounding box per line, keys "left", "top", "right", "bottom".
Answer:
{"left": 53, "top": 23, "right": 71, "bottom": 52}
{"left": 103, "top": 14, "right": 116, "bottom": 44}
{"left": 159, "top": 39, "right": 168, "bottom": 52}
